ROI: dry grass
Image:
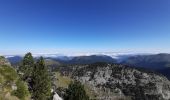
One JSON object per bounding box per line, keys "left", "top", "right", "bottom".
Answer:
{"left": 55, "top": 72, "right": 72, "bottom": 88}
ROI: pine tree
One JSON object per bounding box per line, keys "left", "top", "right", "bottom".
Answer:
{"left": 64, "top": 81, "right": 89, "bottom": 100}
{"left": 32, "top": 57, "right": 51, "bottom": 100}
{"left": 19, "top": 52, "right": 34, "bottom": 81}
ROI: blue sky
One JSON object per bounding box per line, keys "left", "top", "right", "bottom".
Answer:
{"left": 0, "top": 0, "right": 170, "bottom": 55}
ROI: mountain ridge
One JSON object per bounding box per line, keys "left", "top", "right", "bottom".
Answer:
{"left": 58, "top": 62, "right": 170, "bottom": 100}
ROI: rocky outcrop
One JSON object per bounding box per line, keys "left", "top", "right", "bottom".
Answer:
{"left": 72, "top": 63, "right": 170, "bottom": 100}
{"left": 53, "top": 92, "right": 63, "bottom": 100}
{"left": 0, "top": 56, "right": 11, "bottom": 66}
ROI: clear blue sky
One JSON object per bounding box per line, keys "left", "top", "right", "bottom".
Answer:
{"left": 0, "top": 0, "right": 170, "bottom": 54}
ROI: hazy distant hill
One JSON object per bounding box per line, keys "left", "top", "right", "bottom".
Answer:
{"left": 62, "top": 55, "right": 117, "bottom": 64}
{"left": 6, "top": 56, "right": 22, "bottom": 65}
{"left": 121, "top": 53, "right": 170, "bottom": 79}
{"left": 121, "top": 53, "right": 170, "bottom": 69}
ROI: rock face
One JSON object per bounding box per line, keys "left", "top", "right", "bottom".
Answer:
{"left": 53, "top": 92, "right": 63, "bottom": 100}
{"left": 72, "top": 63, "right": 170, "bottom": 100}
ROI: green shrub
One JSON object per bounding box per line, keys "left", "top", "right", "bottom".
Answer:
{"left": 64, "top": 81, "right": 89, "bottom": 100}
{"left": 0, "top": 65, "right": 18, "bottom": 82}
{"left": 12, "top": 80, "right": 29, "bottom": 100}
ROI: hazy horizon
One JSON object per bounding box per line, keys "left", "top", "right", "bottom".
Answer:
{"left": 1, "top": 50, "right": 170, "bottom": 57}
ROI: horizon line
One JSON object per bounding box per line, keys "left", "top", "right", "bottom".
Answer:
{"left": 1, "top": 51, "right": 169, "bottom": 57}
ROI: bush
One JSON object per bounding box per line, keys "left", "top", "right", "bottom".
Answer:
{"left": 64, "top": 81, "right": 89, "bottom": 100}
{"left": 12, "top": 80, "right": 29, "bottom": 100}
{"left": 0, "top": 65, "right": 18, "bottom": 82}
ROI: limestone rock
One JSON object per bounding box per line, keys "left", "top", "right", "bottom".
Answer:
{"left": 53, "top": 92, "right": 63, "bottom": 100}
{"left": 72, "top": 63, "right": 170, "bottom": 100}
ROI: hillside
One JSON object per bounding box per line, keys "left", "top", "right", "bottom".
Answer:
{"left": 67, "top": 63, "right": 170, "bottom": 100}
{"left": 0, "top": 56, "right": 30, "bottom": 100}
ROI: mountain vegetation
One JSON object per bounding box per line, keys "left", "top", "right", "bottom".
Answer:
{"left": 0, "top": 56, "right": 30, "bottom": 100}
{"left": 6, "top": 53, "right": 52, "bottom": 100}
{"left": 32, "top": 57, "right": 51, "bottom": 100}
{"left": 64, "top": 81, "right": 89, "bottom": 100}
{"left": 19, "top": 52, "right": 34, "bottom": 81}
{"left": 12, "top": 80, "right": 29, "bottom": 100}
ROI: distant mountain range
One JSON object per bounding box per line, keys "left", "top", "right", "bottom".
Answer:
{"left": 5, "top": 55, "right": 117, "bottom": 65}
{"left": 120, "top": 53, "right": 170, "bottom": 79}
{"left": 52, "top": 55, "right": 117, "bottom": 64}
{"left": 4, "top": 53, "right": 170, "bottom": 67}
{"left": 4, "top": 53, "right": 170, "bottom": 79}
{"left": 7, "top": 56, "right": 22, "bottom": 65}
{"left": 121, "top": 53, "right": 170, "bottom": 69}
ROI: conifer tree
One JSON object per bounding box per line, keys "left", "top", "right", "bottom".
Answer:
{"left": 19, "top": 52, "right": 34, "bottom": 81}
{"left": 32, "top": 57, "right": 51, "bottom": 100}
